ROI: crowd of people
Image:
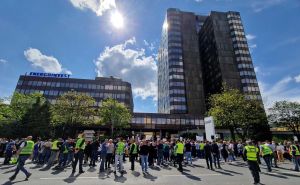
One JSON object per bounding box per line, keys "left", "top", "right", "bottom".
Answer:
{"left": 0, "top": 135, "right": 299, "bottom": 185}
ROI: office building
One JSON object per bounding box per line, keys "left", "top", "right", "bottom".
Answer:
{"left": 15, "top": 72, "right": 134, "bottom": 111}
{"left": 158, "top": 8, "right": 206, "bottom": 116}
{"left": 158, "top": 9, "right": 262, "bottom": 115}
{"left": 199, "top": 11, "right": 261, "bottom": 102}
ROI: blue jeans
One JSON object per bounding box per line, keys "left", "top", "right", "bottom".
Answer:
{"left": 100, "top": 153, "right": 107, "bottom": 171}
{"left": 200, "top": 150, "right": 205, "bottom": 159}
{"left": 186, "top": 152, "right": 192, "bottom": 164}
{"left": 13, "top": 155, "right": 30, "bottom": 177}
{"left": 67, "top": 152, "right": 74, "bottom": 164}
{"left": 59, "top": 153, "right": 68, "bottom": 167}
{"left": 43, "top": 148, "right": 51, "bottom": 163}
{"left": 293, "top": 156, "right": 300, "bottom": 171}
{"left": 263, "top": 155, "right": 272, "bottom": 172}
{"left": 140, "top": 155, "right": 148, "bottom": 172}
{"left": 157, "top": 152, "right": 163, "bottom": 165}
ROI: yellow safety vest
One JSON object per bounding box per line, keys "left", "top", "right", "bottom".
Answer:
{"left": 290, "top": 145, "right": 300, "bottom": 156}
{"left": 261, "top": 144, "right": 272, "bottom": 156}
{"left": 51, "top": 140, "right": 59, "bottom": 150}
{"left": 20, "top": 140, "right": 34, "bottom": 155}
{"left": 176, "top": 143, "right": 184, "bottom": 154}
{"left": 245, "top": 145, "right": 258, "bottom": 161}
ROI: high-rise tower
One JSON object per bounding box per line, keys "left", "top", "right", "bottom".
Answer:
{"left": 158, "top": 9, "right": 262, "bottom": 116}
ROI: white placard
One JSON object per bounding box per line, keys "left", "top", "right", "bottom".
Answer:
{"left": 204, "top": 116, "right": 216, "bottom": 142}
{"left": 196, "top": 136, "right": 204, "bottom": 141}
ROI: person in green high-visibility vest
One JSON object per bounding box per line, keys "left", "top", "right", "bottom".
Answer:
{"left": 199, "top": 141, "right": 205, "bottom": 159}
{"left": 9, "top": 136, "right": 34, "bottom": 182}
{"left": 129, "top": 139, "right": 138, "bottom": 171}
{"left": 289, "top": 141, "right": 300, "bottom": 171}
{"left": 56, "top": 138, "right": 70, "bottom": 169}
{"left": 47, "top": 138, "right": 62, "bottom": 167}
{"left": 114, "top": 138, "right": 126, "bottom": 174}
{"left": 243, "top": 140, "right": 262, "bottom": 185}
{"left": 72, "top": 133, "right": 86, "bottom": 174}
{"left": 259, "top": 141, "right": 273, "bottom": 172}
{"left": 176, "top": 140, "right": 184, "bottom": 172}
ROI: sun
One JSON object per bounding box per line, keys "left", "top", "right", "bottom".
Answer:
{"left": 110, "top": 11, "right": 124, "bottom": 29}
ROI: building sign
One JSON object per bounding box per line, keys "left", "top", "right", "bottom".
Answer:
{"left": 28, "top": 72, "right": 70, "bottom": 78}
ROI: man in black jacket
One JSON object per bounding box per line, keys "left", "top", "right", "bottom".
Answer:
{"left": 204, "top": 141, "right": 213, "bottom": 170}
{"left": 212, "top": 140, "right": 221, "bottom": 169}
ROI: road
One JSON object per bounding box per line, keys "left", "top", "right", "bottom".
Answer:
{"left": 0, "top": 158, "right": 299, "bottom": 185}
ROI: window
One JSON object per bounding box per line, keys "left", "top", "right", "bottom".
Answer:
{"left": 105, "top": 85, "right": 113, "bottom": 90}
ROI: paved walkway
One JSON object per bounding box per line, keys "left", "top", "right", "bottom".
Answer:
{"left": 0, "top": 158, "right": 299, "bottom": 185}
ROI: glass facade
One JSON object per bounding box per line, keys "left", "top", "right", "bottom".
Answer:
{"left": 15, "top": 75, "right": 134, "bottom": 111}
{"left": 158, "top": 9, "right": 187, "bottom": 114}
{"left": 132, "top": 113, "right": 204, "bottom": 130}
{"left": 227, "top": 11, "right": 262, "bottom": 100}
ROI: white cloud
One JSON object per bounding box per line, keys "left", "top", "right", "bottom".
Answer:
{"left": 246, "top": 34, "right": 256, "bottom": 41}
{"left": 69, "top": 0, "right": 116, "bottom": 16}
{"left": 143, "top": 40, "right": 156, "bottom": 51}
{"left": 246, "top": 34, "right": 257, "bottom": 52}
{"left": 95, "top": 38, "right": 157, "bottom": 101}
{"left": 254, "top": 66, "right": 260, "bottom": 73}
{"left": 0, "top": 59, "right": 8, "bottom": 64}
{"left": 194, "top": 0, "right": 204, "bottom": 2}
{"left": 295, "top": 74, "right": 300, "bottom": 83}
{"left": 24, "top": 48, "right": 72, "bottom": 74}
{"left": 251, "top": 0, "right": 285, "bottom": 12}
{"left": 260, "top": 76, "right": 300, "bottom": 109}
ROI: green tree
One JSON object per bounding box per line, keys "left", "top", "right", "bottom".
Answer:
{"left": 21, "top": 97, "right": 52, "bottom": 138}
{"left": 208, "top": 88, "right": 245, "bottom": 141}
{"left": 51, "top": 91, "right": 96, "bottom": 137}
{"left": 239, "top": 100, "right": 271, "bottom": 141}
{"left": 268, "top": 101, "right": 300, "bottom": 138}
{"left": 98, "top": 98, "right": 131, "bottom": 137}
{"left": 208, "top": 87, "right": 270, "bottom": 141}
{"left": 0, "top": 97, "right": 13, "bottom": 122}
{"left": 0, "top": 93, "right": 50, "bottom": 138}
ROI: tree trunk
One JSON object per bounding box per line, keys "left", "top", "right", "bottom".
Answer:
{"left": 230, "top": 127, "right": 236, "bottom": 142}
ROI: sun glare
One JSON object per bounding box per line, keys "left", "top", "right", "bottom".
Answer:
{"left": 110, "top": 11, "right": 124, "bottom": 29}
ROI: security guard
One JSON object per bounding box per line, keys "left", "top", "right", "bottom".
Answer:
{"left": 129, "top": 139, "right": 138, "bottom": 171}
{"left": 9, "top": 136, "right": 34, "bottom": 181}
{"left": 260, "top": 141, "right": 273, "bottom": 172}
{"left": 72, "top": 133, "right": 85, "bottom": 174}
{"left": 289, "top": 141, "right": 300, "bottom": 171}
{"left": 176, "top": 140, "right": 184, "bottom": 172}
{"left": 244, "top": 140, "right": 261, "bottom": 185}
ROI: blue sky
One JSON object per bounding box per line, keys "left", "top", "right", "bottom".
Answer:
{"left": 0, "top": 0, "right": 300, "bottom": 112}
